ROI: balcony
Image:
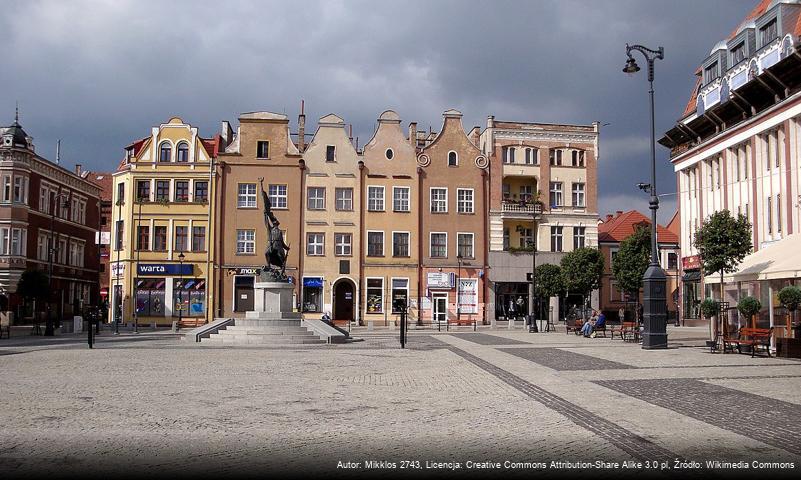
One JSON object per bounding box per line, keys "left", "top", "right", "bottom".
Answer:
{"left": 501, "top": 199, "right": 542, "bottom": 214}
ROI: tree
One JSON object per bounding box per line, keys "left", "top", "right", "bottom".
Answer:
{"left": 699, "top": 298, "right": 720, "bottom": 319}
{"left": 737, "top": 296, "right": 761, "bottom": 328}
{"left": 535, "top": 263, "right": 564, "bottom": 299}
{"left": 560, "top": 247, "right": 604, "bottom": 316}
{"left": 17, "top": 269, "right": 49, "bottom": 317}
{"left": 694, "top": 210, "right": 752, "bottom": 335}
{"left": 611, "top": 225, "right": 650, "bottom": 306}
{"left": 778, "top": 285, "right": 801, "bottom": 328}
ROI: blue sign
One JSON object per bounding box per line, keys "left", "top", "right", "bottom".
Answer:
{"left": 137, "top": 264, "right": 193, "bottom": 276}
{"left": 303, "top": 277, "right": 323, "bottom": 288}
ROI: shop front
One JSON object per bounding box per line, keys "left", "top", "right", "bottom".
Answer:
{"left": 423, "top": 271, "right": 483, "bottom": 325}
{"left": 135, "top": 263, "right": 197, "bottom": 325}
{"left": 493, "top": 282, "right": 529, "bottom": 321}
{"left": 681, "top": 255, "right": 702, "bottom": 325}
{"left": 303, "top": 277, "right": 324, "bottom": 314}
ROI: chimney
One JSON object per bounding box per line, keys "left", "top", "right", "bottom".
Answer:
{"left": 606, "top": 214, "right": 613, "bottom": 222}
{"left": 409, "top": 122, "right": 417, "bottom": 147}
{"left": 487, "top": 115, "right": 495, "bottom": 128}
{"left": 74, "top": 164, "right": 82, "bottom": 175}
{"left": 616, "top": 210, "right": 623, "bottom": 217}
{"left": 469, "top": 126, "right": 480, "bottom": 146}
{"left": 298, "top": 99, "right": 306, "bottom": 152}
{"left": 220, "top": 120, "right": 233, "bottom": 147}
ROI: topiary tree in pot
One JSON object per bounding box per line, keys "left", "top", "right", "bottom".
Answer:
{"left": 778, "top": 286, "right": 801, "bottom": 338}
{"left": 700, "top": 298, "right": 720, "bottom": 342}
{"left": 737, "top": 296, "right": 762, "bottom": 330}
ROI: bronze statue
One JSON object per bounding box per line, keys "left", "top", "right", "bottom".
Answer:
{"left": 259, "top": 177, "right": 290, "bottom": 281}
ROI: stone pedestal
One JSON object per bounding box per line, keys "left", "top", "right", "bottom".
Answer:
{"left": 254, "top": 281, "right": 295, "bottom": 314}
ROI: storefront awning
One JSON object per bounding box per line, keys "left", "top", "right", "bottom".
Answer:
{"left": 682, "top": 271, "right": 701, "bottom": 282}
{"left": 705, "top": 233, "right": 801, "bottom": 283}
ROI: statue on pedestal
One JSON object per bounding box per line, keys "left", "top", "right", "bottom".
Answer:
{"left": 259, "top": 177, "right": 290, "bottom": 282}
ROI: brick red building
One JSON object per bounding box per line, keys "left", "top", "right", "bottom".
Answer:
{"left": 89, "top": 172, "right": 113, "bottom": 302}
{"left": 0, "top": 115, "right": 101, "bottom": 325}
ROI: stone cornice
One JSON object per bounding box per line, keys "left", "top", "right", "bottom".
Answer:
{"left": 493, "top": 130, "right": 596, "bottom": 144}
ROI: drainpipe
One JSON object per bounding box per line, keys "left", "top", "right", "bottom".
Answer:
{"left": 358, "top": 160, "right": 365, "bottom": 326}
{"left": 298, "top": 159, "right": 306, "bottom": 314}
{"left": 205, "top": 155, "right": 215, "bottom": 324}
{"left": 417, "top": 165, "right": 424, "bottom": 326}
{"left": 216, "top": 161, "right": 226, "bottom": 318}
{"left": 481, "top": 167, "right": 489, "bottom": 325}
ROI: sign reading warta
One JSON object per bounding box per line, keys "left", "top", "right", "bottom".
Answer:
{"left": 137, "top": 264, "right": 194, "bottom": 276}
{"left": 682, "top": 255, "right": 701, "bottom": 270}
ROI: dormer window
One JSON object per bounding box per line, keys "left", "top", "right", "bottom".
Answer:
{"left": 176, "top": 142, "right": 189, "bottom": 162}
{"left": 760, "top": 19, "right": 777, "bottom": 47}
{"left": 704, "top": 61, "right": 719, "bottom": 83}
{"left": 326, "top": 145, "right": 336, "bottom": 162}
{"left": 731, "top": 42, "right": 746, "bottom": 65}
{"left": 159, "top": 142, "right": 172, "bottom": 162}
{"left": 448, "top": 151, "right": 458, "bottom": 166}
{"left": 257, "top": 141, "right": 269, "bottom": 159}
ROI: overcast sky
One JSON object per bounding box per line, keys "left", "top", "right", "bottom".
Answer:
{"left": 1, "top": 0, "right": 757, "bottom": 223}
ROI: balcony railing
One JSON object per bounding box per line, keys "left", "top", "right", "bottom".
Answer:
{"left": 501, "top": 200, "right": 542, "bottom": 214}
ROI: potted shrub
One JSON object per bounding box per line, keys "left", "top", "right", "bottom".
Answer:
{"left": 778, "top": 285, "right": 801, "bottom": 338}
{"left": 737, "top": 296, "right": 762, "bottom": 329}
{"left": 700, "top": 298, "right": 720, "bottom": 345}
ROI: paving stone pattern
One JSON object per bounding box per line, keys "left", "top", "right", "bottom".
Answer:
{"left": 499, "top": 347, "right": 636, "bottom": 371}
{"left": 455, "top": 333, "right": 530, "bottom": 346}
{"left": 596, "top": 378, "right": 801, "bottom": 456}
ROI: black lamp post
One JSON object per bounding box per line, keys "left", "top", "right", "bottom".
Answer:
{"left": 624, "top": 43, "right": 668, "bottom": 349}
{"left": 44, "top": 192, "right": 71, "bottom": 336}
{"left": 528, "top": 201, "right": 543, "bottom": 332}
{"left": 177, "top": 251, "right": 185, "bottom": 329}
{"left": 456, "top": 253, "right": 463, "bottom": 327}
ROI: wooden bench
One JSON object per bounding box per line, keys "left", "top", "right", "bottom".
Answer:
{"left": 565, "top": 319, "right": 583, "bottom": 335}
{"left": 592, "top": 324, "right": 607, "bottom": 338}
{"left": 611, "top": 322, "right": 638, "bottom": 342}
{"left": 722, "top": 327, "right": 773, "bottom": 357}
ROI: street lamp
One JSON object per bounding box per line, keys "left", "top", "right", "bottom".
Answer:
{"left": 132, "top": 197, "right": 143, "bottom": 334}
{"left": 456, "top": 253, "right": 463, "bottom": 328}
{"left": 177, "top": 251, "right": 185, "bottom": 330}
{"left": 44, "top": 192, "right": 71, "bottom": 336}
{"left": 524, "top": 200, "right": 543, "bottom": 333}
{"left": 624, "top": 43, "right": 668, "bottom": 349}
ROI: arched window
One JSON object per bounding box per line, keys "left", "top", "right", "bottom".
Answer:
{"left": 159, "top": 142, "right": 172, "bottom": 162}
{"left": 525, "top": 148, "right": 538, "bottom": 165}
{"left": 448, "top": 151, "right": 458, "bottom": 166}
{"left": 176, "top": 142, "right": 189, "bottom": 162}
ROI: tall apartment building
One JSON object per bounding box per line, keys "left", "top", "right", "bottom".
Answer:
{"left": 216, "top": 112, "right": 303, "bottom": 318}
{"left": 660, "top": 0, "right": 801, "bottom": 326}
{"left": 0, "top": 114, "right": 101, "bottom": 322}
{"left": 299, "top": 114, "right": 361, "bottom": 323}
{"left": 89, "top": 171, "right": 113, "bottom": 302}
{"left": 481, "top": 118, "right": 599, "bottom": 322}
{"left": 361, "top": 110, "right": 420, "bottom": 326}
{"left": 111, "top": 117, "right": 217, "bottom": 326}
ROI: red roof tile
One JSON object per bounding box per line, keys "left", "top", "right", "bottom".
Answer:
{"left": 87, "top": 172, "right": 114, "bottom": 202}
{"left": 598, "top": 210, "right": 678, "bottom": 244}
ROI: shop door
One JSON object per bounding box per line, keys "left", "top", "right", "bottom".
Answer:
{"left": 234, "top": 276, "right": 254, "bottom": 312}
{"left": 333, "top": 280, "right": 354, "bottom": 325}
{"left": 433, "top": 293, "right": 448, "bottom": 324}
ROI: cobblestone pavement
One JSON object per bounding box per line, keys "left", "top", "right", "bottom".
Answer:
{"left": 0, "top": 325, "right": 799, "bottom": 478}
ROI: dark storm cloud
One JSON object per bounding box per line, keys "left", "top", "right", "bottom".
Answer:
{"left": 0, "top": 0, "right": 756, "bottom": 222}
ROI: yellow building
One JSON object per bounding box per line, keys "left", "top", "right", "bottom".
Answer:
{"left": 110, "top": 117, "right": 217, "bottom": 327}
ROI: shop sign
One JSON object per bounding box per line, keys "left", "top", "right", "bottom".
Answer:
{"left": 137, "top": 264, "right": 194, "bottom": 276}
{"left": 304, "top": 277, "right": 324, "bottom": 288}
{"left": 111, "top": 262, "right": 125, "bottom": 277}
{"left": 427, "top": 272, "right": 455, "bottom": 289}
{"left": 458, "top": 279, "right": 478, "bottom": 314}
{"left": 682, "top": 255, "right": 701, "bottom": 270}
{"left": 228, "top": 267, "right": 260, "bottom": 276}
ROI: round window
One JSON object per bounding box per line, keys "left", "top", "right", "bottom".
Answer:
{"left": 385, "top": 148, "right": 394, "bottom": 160}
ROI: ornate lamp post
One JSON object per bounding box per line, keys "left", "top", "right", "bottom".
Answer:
{"left": 177, "top": 251, "right": 185, "bottom": 329}
{"left": 623, "top": 43, "right": 668, "bottom": 349}
{"left": 529, "top": 200, "right": 543, "bottom": 332}
{"left": 44, "top": 192, "right": 71, "bottom": 336}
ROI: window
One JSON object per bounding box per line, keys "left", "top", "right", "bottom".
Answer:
{"left": 760, "top": 19, "right": 777, "bottom": 46}
{"left": 777, "top": 194, "right": 782, "bottom": 234}
{"left": 550, "top": 226, "right": 563, "bottom": 252}
{"left": 153, "top": 226, "right": 167, "bottom": 251}
{"left": 457, "top": 233, "right": 474, "bottom": 258}
{"left": 326, "top": 145, "right": 336, "bottom": 162}
{"left": 269, "top": 184, "right": 287, "bottom": 209}
{"left": 367, "top": 186, "right": 384, "bottom": 211}
{"left": 159, "top": 142, "right": 172, "bottom": 162}
{"left": 302, "top": 281, "right": 322, "bottom": 313}
{"left": 393, "top": 232, "right": 409, "bottom": 257}
{"left": 366, "top": 278, "right": 384, "bottom": 314}
{"left": 257, "top": 141, "right": 270, "bottom": 159}
{"left": 176, "top": 142, "right": 189, "bottom": 162}
{"left": 525, "top": 148, "right": 537, "bottom": 165}
{"left": 367, "top": 231, "right": 384, "bottom": 257}
{"left": 731, "top": 42, "right": 745, "bottom": 64}
{"left": 457, "top": 188, "right": 474, "bottom": 213}
{"left": 307, "top": 233, "right": 324, "bottom": 256}
{"left": 767, "top": 196, "right": 773, "bottom": 234}
{"left": 518, "top": 227, "right": 532, "bottom": 248}
{"left": 448, "top": 151, "right": 458, "bottom": 166}
{"left": 704, "top": 62, "right": 719, "bottom": 83}
{"left": 238, "top": 183, "right": 257, "bottom": 208}
{"left": 571, "top": 150, "right": 585, "bottom": 167}
{"left": 194, "top": 181, "right": 208, "bottom": 203}
{"left": 335, "top": 188, "right": 353, "bottom": 211}
{"left": 307, "top": 187, "right": 325, "bottom": 210}
{"left": 57, "top": 238, "right": 67, "bottom": 264}
{"left": 573, "top": 226, "right": 586, "bottom": 249}
{"left": 502, "top": 183, "right": 511, "bottom": 200}
{"left": 667, "top": 252, "right": 678, "bottom": 270}
{"left": 430, "top": 233, "right": 447, "bottom": 258}
{"left": 174, "top": 226, "right": 188, "bottom": 252}
{"left": 391, "top": 278, "right": 409, "bottom": 313}
{"left": 174, "top": 181, "right": 189, "bottom": 202}
{"left": 385, "top": 148, "right": 394, "bottom": 160}
{"left": 39, "top": 186, "right": 50, "bottom": 213}
{"left": 192, "top": 226, "right": 206, "bottom": 252}
{"left": 155, "top": 180, "right": 170, "bottom": 202}
{"left": 430, "top": 188, "right": 447, "bottom": 213}
{"left": 393, "top": 187, "right": 410, "bottom": 212}
{"left": 334, "top": 233, "right": 352, "bottom": 256}
{"left": 237, "top": 229, "right": 255, "bottom": 254}
{"left": 115, "top": 220, "right": 124, "bottom": 250}
{"left": 37, "top": 233, "right": 49, "bottom": 261}
{"left": 136, "top": 180, "right": 150, "bottom": 202}
{"left": 549, "top": 182, "right": 563, "bottom": 207}
{"left": 137, "top": 226, "right": 150, "bottom": 251}
{"left": 503, "top": 227, "right": 510, "bottom": 251}
{"left": 0, "top": 227, "right": 26, "bottom": 256}
{"left": 116, "top": 182, "right": 125, "bottom": 205}
{"left": 572, "top": 183, "right": 585, "bottom": 207}
{"left": 1, "top": 175, "right": 11, "bottom": 202}
{"left": 503, "top": 147, "right": 515, "bottom": 164}
{"left": 12, "top": 176, "right": 27, "bottom": 203}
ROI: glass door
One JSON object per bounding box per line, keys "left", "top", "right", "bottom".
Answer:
{"left": 433, "top": 293, "right": 448, "bottom": 324}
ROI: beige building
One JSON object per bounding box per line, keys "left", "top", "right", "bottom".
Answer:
{"left": 216, "top": 112, "right": 303, "bottom": 318}
{"left": 300, "top": 114, "right": 362, "bottom": 323}
{"left": 360, "top": 110, "right": 420, "bottom": 327}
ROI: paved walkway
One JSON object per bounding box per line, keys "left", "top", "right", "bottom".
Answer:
{"left": 0, "top": 325, "right": 798, "bottom": 478}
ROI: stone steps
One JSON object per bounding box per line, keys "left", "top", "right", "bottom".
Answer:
{"left": 219, "top": 326, "right": 310, "bottom": 335}
{"left": 202, "top": 335, "right": 326, "bottom": 345}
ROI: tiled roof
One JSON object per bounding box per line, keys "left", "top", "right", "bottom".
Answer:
{"left": 598, "top": 210, "right": 678, "bottom": 244}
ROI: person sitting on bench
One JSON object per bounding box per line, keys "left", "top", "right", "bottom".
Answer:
{"left": 581, "top": 311, "right": 606, "bottom": 337}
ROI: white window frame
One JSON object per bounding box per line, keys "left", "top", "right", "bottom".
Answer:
{"left": 237, "top": 183, "right": 257, "bottom": 208}
{"left": 268, "top": 184, "right": 288, "bottom": 209}
{"left": 236, "top": 229, "right": 255, "bottom": 254}
{"left": 365, "top": 277, "right": 385, "bottom": 314}
{"left": 430, "top": 232, "right": 447, "bottom": 258}
{"left": 572, "top": 183, "right": 585, "bottom": 208}
{"left": 392, "top": 231, "right": 410, "bottom": 257}
{"left": 334, "top": 232, "right": 352, "bottom": 256}
{"left": 335, "top": 188, "right": 353, "bottom": 211}
{"left": 367, "top": 186, "right": 385, "bottom": 212}
{"left": 550, "top": 182, "right": 563, "bottom": 207}
{"left": 573, "top": 226, "right": 586, "bottom": 249}
{"left": 366, "top": 230, "right": 385, "bottom": 257}
{"left": 457, "top": 188, "right": 474, "bottom": 214}
{"left": 457, "top": 232, "right": 474, "bottom": 259}
{"left": 430, "top": 187, "right": 448, "bottom": 213}
{"left": 390, "top": 277, "right": 410, "bottom": 313}
{"left": 447, "top": 150, "right": 458, "bottom": 166}
{"left": 307, "top": 232, "right": 325, "bottom": 256}
{"left": 393, "top": 187, "right": 410, "bottom": 212}
{"left": 307, "top": 186, "right": 326, "bottom": 210}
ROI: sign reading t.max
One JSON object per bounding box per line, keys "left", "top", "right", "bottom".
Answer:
{"left": 137, "top": 264, "right": 194, "bottom": 276}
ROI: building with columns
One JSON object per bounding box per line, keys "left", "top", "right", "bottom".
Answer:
{"left": 481, "top": 118, "right": 600, "bottom": 323}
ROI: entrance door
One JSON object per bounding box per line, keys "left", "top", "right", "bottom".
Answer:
{"left": 333, "top": 280, "right": 354, "bottom": 325}
{"left": 234, "top": 276, "right": 254, "bottom": 312}
{"left": 433, "top": 293, "right": 448, "bottom": 324}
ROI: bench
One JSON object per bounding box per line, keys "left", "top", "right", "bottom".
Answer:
{"left": 591, "top": 324, "right": 607, "bottom": 338}
{"left": 722, "top": 327, "right": 773, "bottom": 357}
{"left": 565, "top": 319, "right": 583, "bottom": 335}
{"left": 611, "top": 322, "right": 638, "bottom": 342}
